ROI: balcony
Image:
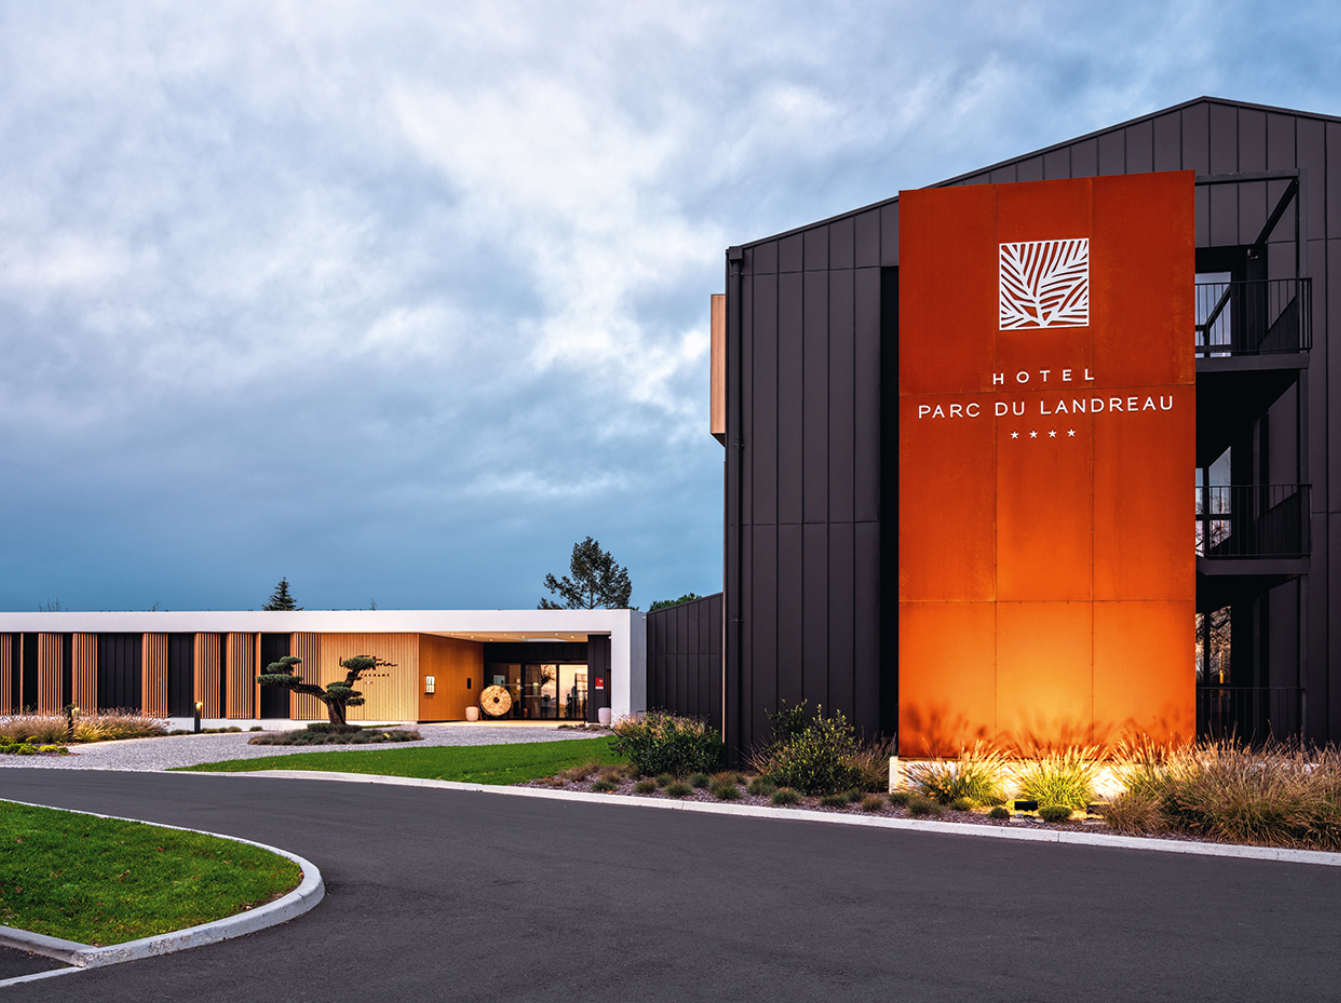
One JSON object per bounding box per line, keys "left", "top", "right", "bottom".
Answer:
{"left": 1195, "top": 278, "right": 1311, "bottom": 357}
{"left": 1197, "top": 484, "right": 1310, "bottom": 560}
{"left": 1196, "top": 686, "right": 1304, "bottom": 743}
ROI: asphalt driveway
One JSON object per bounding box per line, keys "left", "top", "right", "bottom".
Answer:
{"left": 1, "top": 769, "right": 1337, "bottom": 1002}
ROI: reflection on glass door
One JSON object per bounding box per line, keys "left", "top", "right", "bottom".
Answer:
{"left": 520, "top": 663, "right": 588, "bottom": 719}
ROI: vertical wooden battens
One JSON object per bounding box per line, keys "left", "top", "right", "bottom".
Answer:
{"left": 0, "top": 635, "right": 11, "bottom": 712}
{"left": 37, "top": 634, "right": 64, "bottom": 713}
{"left": 72, "top": 634, "right": 98, "bottom": 712}
{"left": 194, "top": 633, "right": 222, "bottom": 718}
{"left": 141, "top": 634, "right": 169, "bottom": 717}
{"left": 316, "top": 634, "right": 419, "bottom": 722}
{"left": 289, "top": 633, "right": 323, "bottom": 720}
{"left": 224, "top": 633, "right": 254, "bottom": 719}
{"left": 710, "top": 293, "right": 726, "bottom": 444}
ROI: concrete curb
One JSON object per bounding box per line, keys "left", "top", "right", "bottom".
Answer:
{"left": 215, "top": 769, "right": 1341, "bottom": 868}
{"left": 0, "top": 798, "right": 324, "bottom": 970}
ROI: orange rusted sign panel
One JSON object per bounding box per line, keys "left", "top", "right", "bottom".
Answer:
{"left": 898, "top": 172, "right": 1195, "bottom": 755}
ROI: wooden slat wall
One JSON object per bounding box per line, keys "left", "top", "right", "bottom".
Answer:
{"left": 317, "top": 633, "right": 419, "bottom": 722}
{"left": 419, "top": 636, "right": 483, "bottom": 721}
{"left": 225, "top": 633, "right": 254, "bottom": 719}
{"left": 710, "top": 292, "right": 726, "bottom": 441}
{"left": 290, "top": 633, "right": 324, "bottom": 720}
{"left": 141, "top": 634, "right": 169, "bottom": 717}
{"left": 72, "top": 634, "right": 97, "bottom": 712}
{"left": 0, "top": 635, "right": 12, "bottom": 712}
{"left": 195, "top": 633, "right": 222, "bottom": 718}
{"left": 37, "top": 634, "right": 63, "bottom": 714}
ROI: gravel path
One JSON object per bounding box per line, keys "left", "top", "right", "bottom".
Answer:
{"left": 0, "top": 724, "right": 610, "bottom": 772}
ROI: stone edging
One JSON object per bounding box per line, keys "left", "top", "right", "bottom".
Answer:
{"left": 0, "top": 798, "right": 325, "bottom": 975}
{"left": 210, "top": 769, "right": 1341, "bottom": 868}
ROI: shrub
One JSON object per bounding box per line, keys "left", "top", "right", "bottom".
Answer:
{"left": 949, "top": 797, "right": 975, "bottom": 812}
{"left": 844, "top": 789, "right": 864, "bottom": 804}
{"left": 908, "top": 743, "right": 1008, "bottom": 806}
{"left": 846, "top": 736, "right": 899, "bottom": 792}
{"left": 689, "top": 773, "right": 710, "bottom": 789}
{"left": 905, "top": 796, "right": 945, "bottom": 817}
{"left": 887, "top": 790, "right": 913, "bottom": 806}
{"left": 987, "top": 805, "right": 1011, "bottom": 821}
{"left": 1037, "top": 804, "right": 1074, "bottom": 823}
{"left": 750, "top": 701, "right": 865, "bottom": 795}
{"left": 558, "top": 761, "right": 604, "bottom": 784}
{"left": 590, "top": 779, "right": 617, "bottom": 793}
{"left": 597, "top": 766, "right": 624, "bottom": 784}
{"left": 248, "top": 728, "right": 421, "bottom": 746}
{"left": 0, "top": 711, "right": 168, "bottom": 745}
{"left": 633, "top": 780, "right": 657, "bottom": 794}
{"left": 770, "top": 788, "right": 801, "bottom": 805}
{"left": 861, "top": 795, "right": 885, "bottom": 812}
{"left": 655, "top": 773, "right": 674, "bottom": 788}
{"left": 1013, "top": 746, "right": 1101, "bottom": 810}
{"left": 1153, "top": 740, "right": 1341, "bottom": 849}
{"left": 818, "top": 794, "right": 848, "bottom": 809}
{"left": 747, "top": 777, "right": 777, "bottom": 797}
{"left": 610, "top": 712, "right": 724, "bottom": 777}
{"left": 1099, "top": 791, "right": 1165, "bottom": 835}
{"left": 665, "top": 781, "right": 692, "bottom": 798}
{"left": 711, "top": 781, "right": 742, "bottom": 801}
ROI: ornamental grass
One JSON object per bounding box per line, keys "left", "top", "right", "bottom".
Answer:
{"left": 0, "top": 711, "right": 167, "bottom": 745}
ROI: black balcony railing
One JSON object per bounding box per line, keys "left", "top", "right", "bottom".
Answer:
{"left": 1197, "top": 686, "right": 1304, "bottom": 742}
{"left": 1196, "top": 484, "right": 1310, "bottom": 559}
{"left": 1195, "top": 279, "right": 1311, "bottom": 356}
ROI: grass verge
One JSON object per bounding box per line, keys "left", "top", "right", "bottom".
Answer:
{"left": 177, "top": 736, "right": 624, "bottom": 785}
{"left": 0, "top": 801, "right": 300, "bottom": 946}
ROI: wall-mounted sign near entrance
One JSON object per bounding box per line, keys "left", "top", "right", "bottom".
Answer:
{"left": 594, "top": 676, "right": 605, "bottom": 690}
{"left": 898, "top": 172, "right": 1196, "bottom": 755}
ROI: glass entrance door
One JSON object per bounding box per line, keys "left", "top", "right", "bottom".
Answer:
{"left": 522, "top": 663, "right": 588, "bottom": 719}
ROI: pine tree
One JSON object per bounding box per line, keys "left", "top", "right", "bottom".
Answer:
{"left": 263, "top": 578, "right": 303, "bottom": 611}
{"left": 538, "top": 536, "right": 634, "bottom": 610}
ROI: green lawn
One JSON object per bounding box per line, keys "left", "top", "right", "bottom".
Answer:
{"left": 0, "top": 801, "right": 301, "bottom": 946}
{"left": 178, "top": 736, "right": 624, "bottom": 785}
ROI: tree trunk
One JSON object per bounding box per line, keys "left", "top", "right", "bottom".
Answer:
{"left": 326, "top": 701, "right": 347, "bottom": 727}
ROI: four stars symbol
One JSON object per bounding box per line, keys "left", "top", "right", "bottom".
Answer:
{"left": 1011, "top": 429, "right": 1077, "bottom": 441}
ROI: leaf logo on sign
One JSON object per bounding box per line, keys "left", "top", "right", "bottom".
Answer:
{"left": 999, "top": 238, "right": 1089, "bottom": 329}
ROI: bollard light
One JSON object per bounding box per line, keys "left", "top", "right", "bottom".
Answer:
{"left": 65, "top": 705, "right": 77, "bottom": 743}
{"left": 194, "top": 701, "right": 203, "bottom": 734}
{"left": 1013, "top": 800, "right": 1039, "bottom": 812}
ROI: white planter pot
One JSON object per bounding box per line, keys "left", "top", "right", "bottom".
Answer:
{"left": 465, "top": 707, "right": 479, "bottom": 722}
{"left": 598, "top": 707, "right": 612, "bottom": 726}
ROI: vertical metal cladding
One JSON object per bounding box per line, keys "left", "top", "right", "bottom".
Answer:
{"left": 316, "top": 633, "right": 420, "bottom": 722}
{"left": 224, "top": 633, "right": 254, "bottom": 719}
{"left": 71, "top": 634, "right": 97, "bottom": 712}
{"left": 645, "top": 594, "right": 724, "bottom": 730}
{"left": 586, "top": 635, "right": 612, "bottom": 723}
{"left": 96, "top": 634, "right": 142, "bottom": 712}
{"left": 289, "top": 633, "right": 324, "bottom": 720}
{"left": 141, "top": 634, "right": 169, "bottom": 717}
{"left": 166, "top": 633, "right": 195, "bottom": 717}
{"left": 194, "top": 633, "right": 223, "bottom": 718}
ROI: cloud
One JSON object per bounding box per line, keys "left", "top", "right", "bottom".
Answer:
{"left": 0, "top": 0, "right": 1338, "bottom": 610}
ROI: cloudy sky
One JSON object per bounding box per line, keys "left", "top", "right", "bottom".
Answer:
{"left": 2, "top": 1, "right": 1339, "bottom": 612}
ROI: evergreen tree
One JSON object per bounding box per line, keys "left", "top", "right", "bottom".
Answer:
{"left": 539, "top": 536, "right": 634, "bottom": 610}
{"left": 648, "top": 593, "right": 704, "bottom": 611}
{"left": 263, "top": 578, "right": 303, "bottom": 611}
{"left": 257, "top": 654, "right": 393, "bottom": 726}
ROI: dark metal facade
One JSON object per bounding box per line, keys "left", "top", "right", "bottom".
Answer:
{"left": 724, "top": 97, "right": 1341, "bottom": 752}
{"left": 645, "top": 593, "right": 724, "bottom": 730}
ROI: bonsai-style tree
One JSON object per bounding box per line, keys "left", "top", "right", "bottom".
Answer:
{"left": 538, "top": 536, "right": 634, "bottom": 609}
{"left": 263, "top": 578, "right": 303, "bottom": 611}
{"left": 256, "top": 654, "right": 393, "bottom": 727}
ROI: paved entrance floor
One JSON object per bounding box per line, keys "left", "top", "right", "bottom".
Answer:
{"left": 1, "top": 768, "right": 1338, "bottom": 1002}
